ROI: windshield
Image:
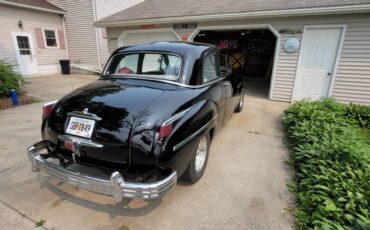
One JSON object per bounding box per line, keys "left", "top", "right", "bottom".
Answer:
{"left": 104, "top": 52, "right": 182, "bottom": 81}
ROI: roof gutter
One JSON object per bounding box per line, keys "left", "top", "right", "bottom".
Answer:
{"left": 0, "top": 0, "right": 65, "bottom": 15}
{"left": 94, "top": 4, "right": 370, "bottom": 27}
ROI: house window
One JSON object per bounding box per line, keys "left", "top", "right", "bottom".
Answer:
{"left": 44, "top": 30, "right": 58, "bottom": 47}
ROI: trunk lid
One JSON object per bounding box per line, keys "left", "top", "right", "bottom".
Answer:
{"left": 48, "top": 79, "right": 164, "bottom": 170}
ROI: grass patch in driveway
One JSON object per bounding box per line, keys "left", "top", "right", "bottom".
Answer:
{"left": 35, "top": 218, "right": 46, "bottom": 228}
{"left": 282, "top": 98, "right": 370, "bottom": 229}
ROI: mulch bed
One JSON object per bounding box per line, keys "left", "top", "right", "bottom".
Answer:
{"left": 0, "top": 93, "right": 40, "bottom": 109}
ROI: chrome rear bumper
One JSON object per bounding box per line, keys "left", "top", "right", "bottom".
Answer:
{"left": 27, "top": 141, "right": 177, "bottom": 203}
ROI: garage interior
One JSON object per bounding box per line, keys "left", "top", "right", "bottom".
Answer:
{"left": 194, "top": 29, "right": 277, "bottom": 98}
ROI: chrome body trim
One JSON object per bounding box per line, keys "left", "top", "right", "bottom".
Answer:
{"left": 44, "top": 100, "right": 58, "bottom": 107}
{"left": 162, "top": 107, "right": 191, "bottom": 125}
{"left": 58, "top": 134, "right": 103, "bottom": 148}
{"left": 67, "top": 111, "right": 102, "bottom": 121}
{"left": 173, "top": 115, "right": 217, "bottom": 151}
{"left": 27, "top": 142, "right": 177, "bottom": 203}
{"left": 102, "top": 75, "right": 226, "bottom": 89}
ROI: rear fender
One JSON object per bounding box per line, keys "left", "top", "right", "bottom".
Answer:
{"left": 158, "top": 100, "right": 218, "bottom": 177}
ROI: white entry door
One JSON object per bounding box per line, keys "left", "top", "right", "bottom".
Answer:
{"left": 12, "top": 32, "right": 38, "bottom": 76}
{"left": 293, "top": 27, "right": 343, "bottom": 101}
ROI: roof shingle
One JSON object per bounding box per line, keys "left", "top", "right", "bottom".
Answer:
{"left": 97, "top": 0, "right": 370, "bottom": 23}
{"left": 5, "top": 0, "right": 63, "bottom": 12}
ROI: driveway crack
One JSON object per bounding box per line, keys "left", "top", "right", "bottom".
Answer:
{"left": 0, "top": 200, "right": 48, "bottom": 230}
{"left": 243, "top": 129, "right": 284, "bottom": 138}
{"left": 0, "top": 160, "right": 29, "bottom": 175}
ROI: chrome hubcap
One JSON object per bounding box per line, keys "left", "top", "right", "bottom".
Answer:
{"left": 195, "top": 136, "right": 207, "bottom": 172}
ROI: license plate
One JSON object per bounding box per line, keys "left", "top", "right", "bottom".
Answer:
{"left": 66, "top": 116, "right": 95, "bottom": 138}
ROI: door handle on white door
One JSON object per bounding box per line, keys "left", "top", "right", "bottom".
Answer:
{"left": 327, "top": 72, "right": 331, "bottom": 76}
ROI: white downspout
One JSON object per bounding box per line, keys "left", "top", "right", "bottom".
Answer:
{"left": 61, "top": 15, "right": 69, "bottom": 59}
{"left": 92, "top": 0, "right": 102, "bottom": 70}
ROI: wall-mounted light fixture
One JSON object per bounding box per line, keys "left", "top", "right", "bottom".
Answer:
{"left": 18, "top": 20, "right": 23, "bottom": 28}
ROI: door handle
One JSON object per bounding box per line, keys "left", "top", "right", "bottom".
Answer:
{"left": 327, "top": 72, "right": 331, "bottom": 76}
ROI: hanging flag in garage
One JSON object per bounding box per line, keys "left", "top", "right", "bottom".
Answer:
{"left": 219, "top": 40, "right": 239, "bottom": 49}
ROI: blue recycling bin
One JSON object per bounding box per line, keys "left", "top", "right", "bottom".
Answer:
{"left": 10, "top": 89, "right": 19, "bottom": 106}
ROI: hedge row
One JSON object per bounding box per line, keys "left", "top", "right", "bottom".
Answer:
{"left": 282, "top": 98, "right": 370, "bottom": 229}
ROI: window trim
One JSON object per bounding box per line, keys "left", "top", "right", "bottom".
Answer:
{"left": 43, "top": 28, "right": 59, "bottom": 49}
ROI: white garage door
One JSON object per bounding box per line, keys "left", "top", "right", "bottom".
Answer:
{"left": 119, "top": 31, "right": 179, "bottom": 47}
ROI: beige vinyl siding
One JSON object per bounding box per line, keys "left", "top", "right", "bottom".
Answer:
{"left": 95, "top": 0, "right": 144, "bottom": 20}
{"left": 48, "top": 0, "right": 143, "bottom": 69}
{"left": 269, "top": 15, "right": 370, "bottom": 105}
{"left": 272, "top": 33, "right": 301, "bottom": 101}
{"left": 95, "top": 0, "right": 144, "bottom": 65}
{"left": 331, "top": 22, "right": 370, "bottom": 105}
{"left": 105, "top": 13, "right": 370, "bottom": 105}
{"left": 48, "top": 0, "right": 99, "bottom": 68}
{"left": 0, "top": 5, "right": 67, "bottom": 73}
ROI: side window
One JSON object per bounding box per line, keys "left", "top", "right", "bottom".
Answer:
{"left": 202, "top": 53, "right": 218, "bottom": 83}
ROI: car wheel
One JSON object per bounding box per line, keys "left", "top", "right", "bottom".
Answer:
{"left": 182, "top": 133, "right": 210, "bottom": 183}
{"left": 235, "top": 90, "right": 244, "bottom": 113}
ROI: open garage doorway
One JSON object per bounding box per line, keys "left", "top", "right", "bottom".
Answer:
{"left": 192, "top": 28, "right": 278, "bottom": 99}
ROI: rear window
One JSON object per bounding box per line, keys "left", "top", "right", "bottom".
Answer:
{"left": 104, "top": 53, "right": 181, "bottom": 81}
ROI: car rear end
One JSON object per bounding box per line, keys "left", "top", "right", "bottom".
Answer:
{"left": 28, "top": 80, "right": 178, "bottom": 202}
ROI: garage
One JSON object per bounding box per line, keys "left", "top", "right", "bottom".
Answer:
{"left": 118, "top": 29, "right": 180, "bottom": 47}
{"left": 192, "top": 28, "right": 278, "bottom": 98}
{"left": 97, "top": 0, "right": 370, "bottom": 105}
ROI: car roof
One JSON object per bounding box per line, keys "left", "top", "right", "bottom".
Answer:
{"left": 113, "top": 41, "right": 218, "bottom": 58}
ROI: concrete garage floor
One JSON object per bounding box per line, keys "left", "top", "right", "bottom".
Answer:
{"left": 0, "top": 74, "right": 294, "bottom": 230}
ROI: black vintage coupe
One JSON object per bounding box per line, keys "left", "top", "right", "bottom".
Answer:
{"left": 28, "top": 42, "right": 244, "bottom": 202}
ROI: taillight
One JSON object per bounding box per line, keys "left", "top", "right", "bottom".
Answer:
{"left": 42, "top": 101, "right": 57, "bottom": 117}
{"left": 158, "top": 108, "right": 190, "bottom": 144}
{"left": 159, "top": 123, "right": 173, "bottom": 139}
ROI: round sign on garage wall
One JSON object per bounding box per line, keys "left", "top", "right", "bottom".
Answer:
{"left": 284, "top": 38, "right": 300, "bottom": 53}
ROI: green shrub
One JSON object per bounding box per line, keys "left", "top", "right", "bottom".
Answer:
{"left": 345, "top": 103, "right": 370, "bottom": 129}
{"left": 0, "top": 60, "right": 24, "bottom": 98}
{"left": 282, "top": 98, "right": 370, "bottom": 229}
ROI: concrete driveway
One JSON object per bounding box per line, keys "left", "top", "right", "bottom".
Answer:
{"left": 0, "top": 75, "right": 294, "bottom": 230}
